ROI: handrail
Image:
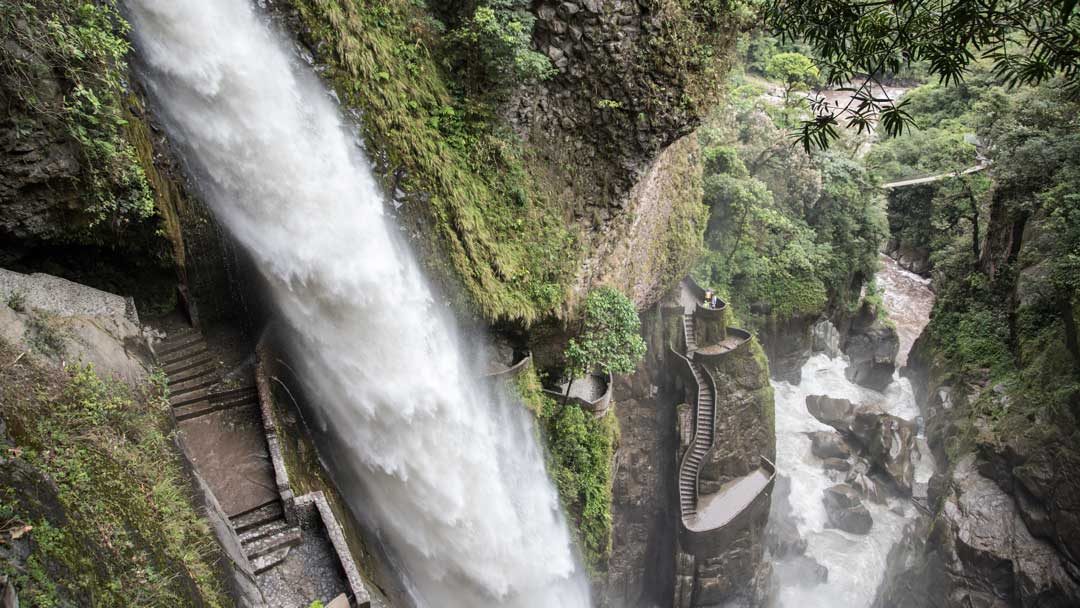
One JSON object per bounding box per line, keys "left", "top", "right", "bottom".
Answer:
{"left": 672, "top": 316, "right": 719, "bottom": 523}
{"left": 483, "top": 351, "right": 532, "bottom": 381}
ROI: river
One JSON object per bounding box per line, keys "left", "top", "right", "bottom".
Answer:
{"left": 770, "top": 256, "right": 935, "bottom": 607}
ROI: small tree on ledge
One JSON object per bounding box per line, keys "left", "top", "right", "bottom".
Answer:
{"left": 563, "top": 287, "right": 647, "bottom": 402}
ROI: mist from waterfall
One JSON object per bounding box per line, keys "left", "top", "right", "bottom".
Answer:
{"left": 124, "top": 1, "right": 590, "bottom": 606}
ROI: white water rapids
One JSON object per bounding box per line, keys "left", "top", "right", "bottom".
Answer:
{"left": 125, "top": 1, "right": 590, "bottom": 606}
{"left": 771, "top": 257, "right": 935, "bottom": 607}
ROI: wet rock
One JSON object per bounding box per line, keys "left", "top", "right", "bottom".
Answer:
{"left": 811, "top": 319, "right": 840, "bottom": 357}
{"left": 806, "top": 395, "right": 856, "bottom": 430}
{"left": 766, "top": 475, "right": 808, "bottom": 559}
{"left": 842, "top": 300, "right": 899, "bottom": 391}
{"left": 863, "top": 412, "right": 917, "bottom": 494}
{"left": 822, "top": 457, "right": 851, "bottom": 472}
{"left": 823, "top": 484, "right": 873, "bottom": 534}
{"left": 808, "top": 431, "right": 851, "bottom": 460}
{"left": 845, "top": 459, "right": 887, "bottom": 505}
{"left": 808, "top": 395, "right": 917, "bottom": 494}
{"left": 874, "top": 456, "right": 1080, "bottom": 607}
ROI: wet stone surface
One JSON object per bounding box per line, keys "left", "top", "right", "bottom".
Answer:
{"left": 256, "top": 527, "right": 349, "bottom": 607}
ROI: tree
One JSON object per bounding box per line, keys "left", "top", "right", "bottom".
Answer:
{"left": 445, "top": 0, "right": 555, "bottom": 98}
{"left": 764, "top": 0, "right": 1080, "bottom": 151}
{"left": 765, "top": 51, "right": 820, "bottom": 98}
{"left": 564, "top": 287, "right": 647, "bottom": 386}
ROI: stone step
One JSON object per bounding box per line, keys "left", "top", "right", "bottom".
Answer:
{"left": 251, "top": 547, "right": 291, "bottom": 575}
{"left": 238, "top": 519, "right": 293, "bottom": 545}
{"left": 243, "top": 526, "right": 302, "bottom": 560}
{"left": 170, "top": 372, "right": 219, "bottom": 396}
{"left": 159, "top": 342, "right": 209, "bottom": 365}
{"left": 163, "top": 352, "right": 214, "bottom": 376}
{"left": 169, "top": 360, "right": 217, "bottom": 383}
{"left": 170, "top": 387, "right": 209, "bottom": 408}
{"left": 157, "top": 332, "right": 203, "bottom": 356}
{"left": 230, "top": 501, "right": 284, "bottom": 533}
{"left": 174, "top": 397, "right": 257, "bottom": 421}
{"left": 211, "top": 385, "right": 258, "bottom": 403}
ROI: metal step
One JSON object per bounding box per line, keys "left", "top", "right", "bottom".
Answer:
{"left": 170, "top": 387, "right": 209, "bottom": 408}
{"left": 157, "top": 332, "right": 203, "bottom": 356}
{"left": 170, "top": 372, "right": 219, "bottom": 396}
{"left": 174, "top": 397, "right": 257, "bottom": 421}
{"left": 159, "top": 342, "right": 209, "bottom": 365}
{"left": 239, "top": 519, "right": 293, "bottom": 545}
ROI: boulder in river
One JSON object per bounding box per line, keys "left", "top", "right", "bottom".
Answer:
{"left": 808, "top": 431, "right": 851, "bottom": 460}
{"left": 807, "top": 395, "right": 917, "bottom": 494}
{"left": 806, "top": 395, "right": 856, "bottom": 431}
{"left": 822, "top": 457, "right": 851, "bottom": 472}
{"left": 845, "top": 459, "right": 887, "bottom": 504}
{"left": 842, "top": 300, "right": 899, "bottom": 391}
{"left": 823, "top": 484, "right": 873, "bottom": 534}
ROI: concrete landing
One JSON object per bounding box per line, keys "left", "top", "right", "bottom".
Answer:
{"left": 256, "top": 527, "right": 349, "bottom": 608}
{"left": 179, "top": 405, "right": 277, "bottom": 517}
{"left": 686, "top": 468, "right": 772, "bottom": 532}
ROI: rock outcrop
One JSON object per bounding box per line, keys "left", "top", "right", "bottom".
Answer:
{"left": 842, "top": 301, "right": 899, "bottom": 391}
{"left": 823, "top": 484, "right": 873, "bottom": 535}
{"left": 808, "top": 431, "right": 851, "bottom": 460}
{"left": 806, "top": 395, "right": 917, "bottom": 494}
{"left": 874, "top": 456, "right": 1080, "bottom": 607}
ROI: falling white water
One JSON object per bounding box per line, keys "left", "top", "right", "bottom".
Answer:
{"left": 125, "top": 2, "right": 590, "bottom": 606}
{"left": 771, "top": 261, "right": 935, "bottom": 607}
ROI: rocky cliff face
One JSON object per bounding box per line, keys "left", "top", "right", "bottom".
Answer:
{"left": 603, "top": 305, "right": 678, "bottom": 607}
{"left": 873, "top": 334, "right": 1080, "bottom": 607}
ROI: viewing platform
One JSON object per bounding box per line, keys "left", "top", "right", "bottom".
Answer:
{"left": 543, "top": 371, "right": 613, "bottom": 417}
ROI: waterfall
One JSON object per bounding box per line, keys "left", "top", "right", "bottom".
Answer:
{"left": 124, "top": 1, "right": 590, "bottom": 606}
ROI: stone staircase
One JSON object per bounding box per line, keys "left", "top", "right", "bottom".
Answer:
{"left": 229, "top": 500, "right": 303, "bottom": 574}
{"left": 678, "top": 313, "right": 715, "bottom": 518}
{"left": 158, "top": 328, "right": 258, "bottom": 420}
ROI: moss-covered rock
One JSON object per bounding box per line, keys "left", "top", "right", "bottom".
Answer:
{"left": 0, "top": 336, "right": 232, "bottom": 607}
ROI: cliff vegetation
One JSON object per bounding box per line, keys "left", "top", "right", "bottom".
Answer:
{"left": 0, "top": 338, "right": 231, "bottom": 607}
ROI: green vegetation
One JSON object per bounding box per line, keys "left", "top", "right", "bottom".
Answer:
{"left": 0, "top": 0, "right": 155, "bottom": 239}
{"left": 444, "top": 0, "right": 555, "bottom": 99}
{"left": 285, "top": 0, "right": 579, "bottom": 322}
{"left": 514, "top": 367, "right": 617, "bottom": 575}
{"left": 880, "top": 77, "right": 1080, "bottom": 446}
{"left": 0, "top": 341, "right": 230, "bottom": 607}
{"left": 764, "top": 51, "right": 819, "bottom": 98}
{"left": 6, "top": 291, "right": 26, "bottom": 313}
{"left": 763, "top": 0, "right": 1080, "bottom": 150}
{"left": 24, "top": 312, "right": 68, "bottom": 358}
{"left": 565, "top": 287, "right": 647, "bottom": 380}
{"left": 693, "top": 65, "right": 887, "bottom": 325}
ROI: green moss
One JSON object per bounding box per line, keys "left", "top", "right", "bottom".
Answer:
{"left": 284, "top": 0, "right": 578, "bottom": 322}
{"left": 513, "top": 366, "right": 616, "bottom": 576}
{"left": 0, "top": 0, "right": 155, "bottom": 240}
{"left": 0, "top": 341, "right": 230, "bottom": 607}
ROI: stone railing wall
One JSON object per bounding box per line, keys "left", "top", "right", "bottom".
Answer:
{"left": 678, "top": 456, "right": 776, "bottom": 557}
{"left": 542, "top": 371, "right": 613, "bottom": 417}
{"left": 692, "top": 328, "right": 753, "bottom": 366}
{"left": 483, "top": 352, "right": 533, "bottom": 382}
{"left": 255, "top": 338, "right": 371, "bottom": 607}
